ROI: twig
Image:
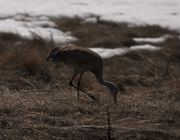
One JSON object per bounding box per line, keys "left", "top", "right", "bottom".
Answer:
{"left": 20, "top": 78, "right": 36, "bottom": 89}
{"left": 22, "top": 89, "right": 52, "bottom": 93}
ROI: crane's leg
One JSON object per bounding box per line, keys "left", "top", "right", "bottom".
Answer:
{"left": 69, "top": 72, "right": 82, "bottom": 101}
{"left": 77, "top": 73, "right": 83, "bottom": 101}
{"left": 69, "top": 72, "right": 97, "bottom": 102}
{"left": 69, "top": 72, "right": 78, "bottom": 88}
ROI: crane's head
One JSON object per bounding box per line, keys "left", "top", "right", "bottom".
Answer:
{"left": 46, "top": 47, "right": 61, "bottom": 63}
{"left": 103, "top": 81, "right": 118, "bottom": 104}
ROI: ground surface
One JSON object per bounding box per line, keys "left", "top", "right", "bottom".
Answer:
{"left": 0, "top": 17, "right": 180, "bottom": 140}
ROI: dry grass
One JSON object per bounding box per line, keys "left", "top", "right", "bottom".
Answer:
{"left": 0, "top": 83, "right": 180, "bottom": 139}
{"left": 54, "top": 16, "right": 178, "bottom": 48}
{"left": 0, "top": 17, "right": 180, "bottom": 139}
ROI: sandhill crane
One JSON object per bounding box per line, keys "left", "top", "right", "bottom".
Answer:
{"left": 46, "top": 44, "right": 118, "bottom": 103}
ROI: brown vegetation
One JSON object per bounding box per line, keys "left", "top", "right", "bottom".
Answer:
{"left": 54, "top": 16, "right": 178, "bottom": 48}
{"left": 0, "top": 17, "right": 180, "bottom": 139}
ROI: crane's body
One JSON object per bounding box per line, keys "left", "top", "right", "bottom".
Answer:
{"left": 51, "top": 45, "right": 101, "bottom": 73}
{"left": 47, "top": 44, "right": 118, "bottom": 103}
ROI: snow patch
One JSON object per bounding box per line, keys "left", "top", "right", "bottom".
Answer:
{"left": 90, "top": 47, "right": 129, "bottom": 58}
{"left": 90, "top": 44, "right": 160, "bottom": 58}
{"left": 133, "top": 35, "right": 172, "bottom": 43}
{"left": 0, "top": 16, "right": 76, "bottom": 43}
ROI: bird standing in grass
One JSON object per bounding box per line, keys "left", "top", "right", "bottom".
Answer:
{"left": 46, "top": 44, "right": 118, "bottom": 103}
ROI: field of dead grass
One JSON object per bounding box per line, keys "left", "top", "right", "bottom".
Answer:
{"left": 0, "top": 17, "right": 180, "bottom": 140}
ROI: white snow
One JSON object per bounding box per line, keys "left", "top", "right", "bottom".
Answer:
{"left": 90, "top": 47, "right": 129, "bottom": 58}
{"left": 0, "top": 16, "right": 76, "bottom": 43}
{"left": 133, "top": 35, "right": 172, "bottom": 43}
{"left": 90, "top": 44, "right": 160, "bottom": 58}
{"left": 0, "top": 0, "right": 180, "bottom": 42}
{"left": 0, "top": 0, "right": 180, "bottom": 29}
{"left": 0, "top": 0, "right": 179, "bottom": 57}
{"left": 130, "top": 44, "right": 160, "bottom": 51}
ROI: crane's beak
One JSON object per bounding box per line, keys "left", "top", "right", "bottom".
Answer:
{"left": 46, "top": 57, "right": 49, "bottom": 61}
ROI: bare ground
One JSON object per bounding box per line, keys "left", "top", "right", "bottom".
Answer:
{"left": 0, "top": 16, "right": 180, "bottom": 140}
